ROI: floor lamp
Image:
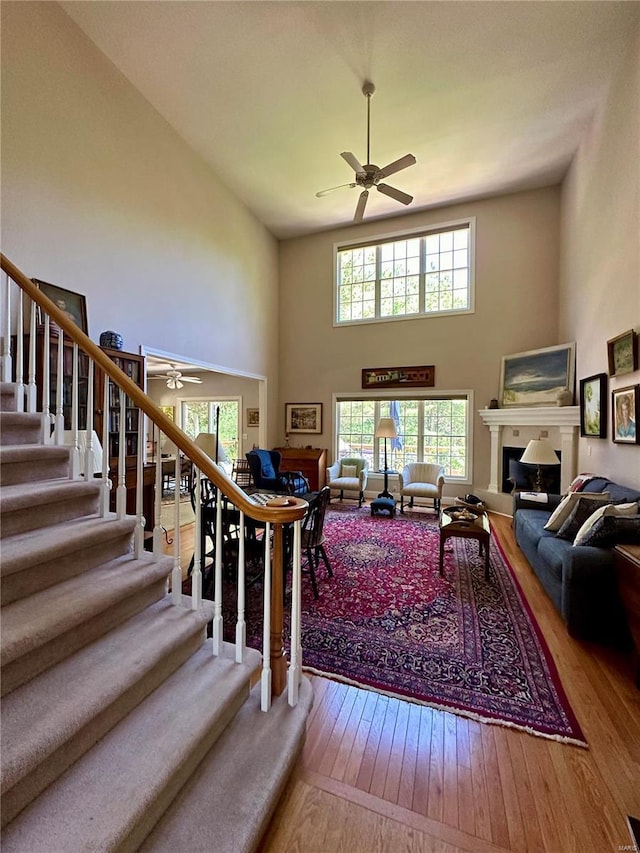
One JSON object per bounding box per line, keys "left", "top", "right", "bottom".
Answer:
{"left": 375, "top": 417, "right": 398, "bottom": 499}
{"left": 519, "top": 438, "right": 560, "bottom": 492}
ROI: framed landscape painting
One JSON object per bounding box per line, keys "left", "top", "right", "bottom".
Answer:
{"left": 607, "top": 329, "right": 638, "bottom": 377}
{"left": 579, "top": 373, "right": 607, "bottom": 438}
{"left": 500, "top": 343, "right": 575, "bottom": 407}
{"left": 285, "top": 402, "right": 322, "bottom": 434}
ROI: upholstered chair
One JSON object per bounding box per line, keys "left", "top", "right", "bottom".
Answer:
{"left": 326, "top": 456, "right": 369, "bottom": 507}
{"left": 399, "top": 462, "right": 445, "bottom": 513}
{"left": 245, "top": 449, "right": 309, "bottom": 495}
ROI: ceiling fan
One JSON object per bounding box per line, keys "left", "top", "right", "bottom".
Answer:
{"left": 316, "top": 81, "right": 416, "bottom": 223}
{"left": 155, "top": 365, "right": 203, "bottom": 390}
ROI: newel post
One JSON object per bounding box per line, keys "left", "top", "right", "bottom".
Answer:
{"left": 270, "top": 523, "right": 288, "bottom": 697}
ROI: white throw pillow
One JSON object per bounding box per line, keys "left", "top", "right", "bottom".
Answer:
{"left": 543, "top": 491, "right": 610, "bottom": 532}
{"left": 341, "top": 464, "right": 357, "bottom": 478}
{"left": 573, "top": 501, "right": 639, "bottom": 546}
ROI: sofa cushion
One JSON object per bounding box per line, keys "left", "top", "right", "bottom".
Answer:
{"left": 341, "top": 464, "right": 357, "bottom": 478}
{"left": 573, "top": 501, "right": 639, "bottom": 545}
{"left": 576, "top": 513, "right": 640, "bottom": 548}
{"left": 537, "top": 535, "right": 570, "bottom": 580}
{"left": 544, "top": 491, "right": 610, "bottom": 532}
{"left": 556, "top": 496, "right": 616, "bottom": 542}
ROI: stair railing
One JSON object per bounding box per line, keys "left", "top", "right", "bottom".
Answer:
{"left": 1, "top": 254, "right": 306, "bottom": 710}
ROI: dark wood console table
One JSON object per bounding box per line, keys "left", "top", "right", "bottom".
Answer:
{"left": 614, "top": 543, "right": 640, "bottom": 687}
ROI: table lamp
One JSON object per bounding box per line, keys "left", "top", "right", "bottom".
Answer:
{"left": 519, "top": 438, "right": 560, "bottom": 492}
{"left": 375, "top": 417, "right": 398, "bottom": 499}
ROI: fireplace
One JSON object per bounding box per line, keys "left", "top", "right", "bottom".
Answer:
{"left": 478, "top": 405, "right": 580, "bottom": 496}
{"left": 501, "top": 446, "right": 561, "bottom": 494}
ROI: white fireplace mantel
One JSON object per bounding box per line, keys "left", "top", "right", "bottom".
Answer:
{"left": 478, "top": 406, "right": 580, "bottom": 493}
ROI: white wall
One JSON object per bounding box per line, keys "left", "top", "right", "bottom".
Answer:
{"left": 1, "top": 2, "right": 281, "bottom": 441}
{"left": 279, "top": 187, "right": 561, "bottom": 495}
{"left": 560, "top": 21, "right": 640, "bottom": 487}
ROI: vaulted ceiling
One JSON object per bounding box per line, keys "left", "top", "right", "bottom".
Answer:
{"left": 60, "top": 1, "right": 636, "bottom": 239}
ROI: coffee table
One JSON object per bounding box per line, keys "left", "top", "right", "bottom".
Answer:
{"left": 439, "top": 507, "right": 491, "bottom": 581}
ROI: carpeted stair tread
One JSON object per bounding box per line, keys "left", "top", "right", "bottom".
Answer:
{"left": 1, "top": 641, "right": 262, "bottom": 853}
{"left": 0, "top": 383, "right": 18, "bottom": 412}
{"left": 0, "top": 444, "right": 69, "bottom": 464}
{"left": 0, "top": 443, "right": 70, "bottom": 484}
{"left": 0, "top": 412, "right": 42, "bottom": 445}
{"left": 0, "top": 512, "right": 136, "bottom": 578}
{"left": 0, "top": 477, "right": 100, "bottom": 514}
{"left": 1, "top": 551, "right": 171, "bottom": 668}
{"left": 139, "top": 675, "right": 314, "bottom": 853}
{"left": 1, "top": 597, "right": 215, "bottom": 806}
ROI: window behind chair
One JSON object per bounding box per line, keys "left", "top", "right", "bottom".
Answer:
{"left": 335, "top": 397, "right": 469, "bottom": 480}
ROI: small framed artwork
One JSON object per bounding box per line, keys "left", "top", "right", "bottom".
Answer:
{"left": 612, "top": 385, "right": 638, "bottom": 444}
{"left": 500, "top": 342, "right": 575, "bottom": 407}
{"left": 285, "top": 402, "right": 322, "bottom": 434}
{"left": 579, "top": 373, "right": 607, "bottom": 438}
{"left": 607, "top": 330, "right": 638, "bottom": 377}
{"left": 246, "top": 408, "right": 259, "bottom": 427}
{"left": 32, "top": 279, "right": 88, "bottom": 334}
{"left": 362, "top": 365, "right": 435, "bottom": 389}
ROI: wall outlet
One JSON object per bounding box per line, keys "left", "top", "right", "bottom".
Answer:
{"left": 242, "top": 433, "right": 247, "bottom": 440}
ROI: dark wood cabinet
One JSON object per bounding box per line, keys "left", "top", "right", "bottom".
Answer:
{"left": 94, "top": 347, "right": 144, "bottom": 469}
{"left": 275, "top": 447, "right": 327, "bottom": 492}
{"left": 614, "top": 544, "right": 640, "bottom": 687}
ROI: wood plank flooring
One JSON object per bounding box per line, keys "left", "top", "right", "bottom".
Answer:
{"left": 167, "top": 512, "right": 640, "bottom": 852}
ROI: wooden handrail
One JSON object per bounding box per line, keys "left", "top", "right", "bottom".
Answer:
{"left": 1, "top": 253, "right": 307, "bottom": 525}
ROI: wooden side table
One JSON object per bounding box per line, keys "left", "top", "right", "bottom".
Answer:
{"left": 439, "top": 507, "right": 491, "bottom": 581}
{"left": 614, "top": 544, "right": 640, "bottom": 687}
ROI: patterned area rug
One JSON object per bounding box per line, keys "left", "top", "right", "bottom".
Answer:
{"left": 240, "top": 505, "right": 586, "bottom": 746}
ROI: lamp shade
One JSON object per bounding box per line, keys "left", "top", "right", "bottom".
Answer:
{"left": 520, "top": 439, "right": 560, "bottom": 466}
{"left": 194, "top": 432, "right": 229, "bottom": 465}
{"left": 375, "top": 417, "right": 398, "bottom": 439}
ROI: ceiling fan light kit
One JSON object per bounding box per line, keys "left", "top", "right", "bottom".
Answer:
{"left": 316, "top": 80, "right": 416, "bottom": 222}
{"left": 155, "top": 364, "right": 203, "bottom": 390}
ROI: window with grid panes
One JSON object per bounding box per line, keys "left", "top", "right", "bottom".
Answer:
{"left": 336, "top": 220, "right": 473, "bottom": 324}
{"left": 335, "top": 397, "right": 469, "bottom": 480}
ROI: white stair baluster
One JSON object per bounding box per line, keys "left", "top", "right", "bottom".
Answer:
{"left": 100, "top": 373, "right": 111, "bottom": 517}
{"left": 235, "top": 511, "right": 246, "bottom": 662}
{"left": 41, "top": 314, "right": 51, "bottom": 443}
{"left": 15, "top": 289, "right": 24, "bottom": 412}
{"left": 153, "top": 424, "right": 164, "bottom": 557}
{"left": 134, "top": 404, "right": 145, "bottom": 557}
{"left": 116, "top": 387, "right": 126, "bottom": 517}
{"left": 210, "top": 488, "right": 223, "bottom": 653}
{"left": 54, "top": 328, "right": 64, "bottom": 444}
{"left": 84, "top": 358, "right": 94, "bottom": 478}
{"left": 288, "top": 518, "right": 302, "bottom": 707}
{"left": 69, "top": 343, "right": 81, "bottom": 478}
{"left": 261, "top": 522, "right": 272, "bottom": 711}
{"left": 26, "top": 298, "right": 37, "bottom": 413}
{"left": 1, "top": 272, "right": 12, "bottom": 382}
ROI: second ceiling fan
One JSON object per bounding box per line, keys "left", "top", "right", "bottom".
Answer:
{"left": 316, "top": 81, "right": 416, "bottom": 222}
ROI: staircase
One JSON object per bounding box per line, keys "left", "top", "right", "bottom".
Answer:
{"left": 0, "top": 383, "right": 312, "bottom": 852}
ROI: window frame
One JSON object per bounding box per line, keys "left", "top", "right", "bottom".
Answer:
{"left": 332, "top": 389, "right": 474, "bottom": 484}
{"left": 333, "top": 217, "right": 476, "bottom": 327}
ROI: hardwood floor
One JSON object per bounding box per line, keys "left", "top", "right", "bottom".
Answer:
{"left": 168, "top": 513, "right": 640, "bottom": 852}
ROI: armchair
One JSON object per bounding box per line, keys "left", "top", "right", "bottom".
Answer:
{"left": 399, "top": 463, "right": 445, "bottom": 513}
{"left": 245, "top": 449, "right": 309, "bottom": 496}
{"left": 326, "top": 456, "right": 369, "bottom": 507}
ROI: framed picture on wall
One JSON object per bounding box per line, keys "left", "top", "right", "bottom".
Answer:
{"left": 612, "top": 385, "right": 639, "bottom": 444}
{"left": 607, "top": 329, "right": 638, "bottom": 377}
{"left": 33, "top": 278, "right": 88, "bottom": 334}
{"left": 500, "top": 342, "right": 575, "bottom": 407}
{"left": 285, "top": 402, "right": 322, "bottom": 434}
{"left": 579, "top": 373, "right": 607, "bottom": 438}
{"left": 246, "top": 408, "right": 259, "bottom": 427}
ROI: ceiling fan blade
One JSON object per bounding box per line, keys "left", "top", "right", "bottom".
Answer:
{"left": 341, "top": 152, "right": 366, "bottom": 176}
{"left": 316, "top": 182, "right": 357, "bottom": 198}
{"left": 354, "top": 190, "right": 369, "bottom": 222}
{"left": 181, "top": 376, "right": 203, "bottom": 384}
{"left": 374, "top": 153, "right": 416, "bottom": 181}
{"left": 377, "top": 183, "right": 413, "bottom": 206}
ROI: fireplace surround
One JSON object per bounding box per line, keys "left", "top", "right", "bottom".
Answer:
{"left": 478, "top": 406, "right": 580, "bottom": 497}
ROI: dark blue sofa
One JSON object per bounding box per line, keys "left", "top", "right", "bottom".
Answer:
{"left": 513, "top": 477, "right": 640, "bottom": 643}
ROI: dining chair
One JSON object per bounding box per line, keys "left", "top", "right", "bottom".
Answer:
{"left": 299, "top": 486, "right": 333, "bottom": 598}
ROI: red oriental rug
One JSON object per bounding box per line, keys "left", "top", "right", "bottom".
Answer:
{"left": 222, "top": 505, "right": 586, "bottom": 746}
